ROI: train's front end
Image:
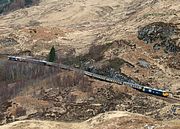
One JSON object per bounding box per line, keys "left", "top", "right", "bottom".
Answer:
{"left": 142, "top": 86, "right": 169, "bottom": 97}
{"left": 162, "top": 92, "right": 169, "bottom": 97}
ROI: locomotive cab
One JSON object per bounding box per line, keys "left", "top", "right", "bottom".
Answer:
{"left": 142, "top": 87, "right": 169, "bottom": 97}
{"left": 162, "top": 92, "right": 169, "bottom": 97}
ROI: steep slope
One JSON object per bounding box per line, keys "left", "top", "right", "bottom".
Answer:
{"left": 0, "top": 0, "right": 180, "bottom": 128}
{"left": 0, "top": 0, "right": 179, "bottom": 54}
{"left": 1, "top": 111, "right": 180, "bottom": 129}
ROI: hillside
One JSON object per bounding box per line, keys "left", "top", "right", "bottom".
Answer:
{"left": 0, "top": 0, "right": 180, "bottom": 128}
{"left": 0, "top": 0, "right": 179, "bottom": 93}
{"left": 1, "top": 111, "right": 180, "bottom": 129}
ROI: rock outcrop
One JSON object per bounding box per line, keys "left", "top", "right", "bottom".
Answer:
{"left": 138, "top": 22, "right": 180, "bottom": 53}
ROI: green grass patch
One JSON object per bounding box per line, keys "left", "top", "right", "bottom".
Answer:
{"left": 107, "top": 58, "right": 126, "bottom": 71}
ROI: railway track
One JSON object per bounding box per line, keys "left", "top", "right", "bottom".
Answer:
{"left": 140, "top": 92, "right": 180, "bottom": 104}
{"left": 156, "top": 96, "right": 180, "bottom": 103}
{"left": 6, "top": 56, "right": 180, "bottom": 103}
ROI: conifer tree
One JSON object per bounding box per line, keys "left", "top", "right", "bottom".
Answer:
{"left": 48, "top": 46, "right": 56, "bottom": 62}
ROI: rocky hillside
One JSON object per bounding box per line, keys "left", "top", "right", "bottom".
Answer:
{"left": 0, "top": 0, "right": 40, "bottom": 14}
{"left": 0, "top": 0, "right": 179, "bottom": 55}
{"left": 1, "top": 0, "right": 179, "bottom": 94}
{"left": 1, "top": 111, "right": 180, "bottom": 129}
{"left": 0, "top": 0, "right": 180, "bottom": 128}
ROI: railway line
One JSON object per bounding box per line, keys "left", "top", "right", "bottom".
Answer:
{"left": 140, "top": 92, "right": 180, "bottom": 104}
{"left": 7, "top": 56, "right": 180, "bottom": 103}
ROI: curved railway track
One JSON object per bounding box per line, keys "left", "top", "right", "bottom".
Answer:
{"left": 6, "top": 56, "right": 180, "bottom": 103}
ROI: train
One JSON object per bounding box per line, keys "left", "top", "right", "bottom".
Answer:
{"left": 7, "top": 56, "right": 169, "bottom": 97}
{"left": 8, "top": 56, "right": 52, "bottom": 65}
{"left": 84, "top": 71, "right": 169, "bottom": 97}
{"left": 142, "top": 86, "right": 169, "bottom": 97}
{"left": 8, "top": 56, "right": 24, "bottom": 61}
{"left": 122, "top": 81, "right": 169, "bottom": 97}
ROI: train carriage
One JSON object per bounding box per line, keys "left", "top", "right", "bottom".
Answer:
{"left": 8, "top": 56, "right": 24, "bottom": 61}
{"left": 8, "top": 56, "right": 17, "bottom": 61}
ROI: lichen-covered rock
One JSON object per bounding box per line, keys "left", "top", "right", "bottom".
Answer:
{"left": 0, "top": 0, "right": 40, "bottom": 14}
{"left": 0, "top": 38, "right": 18, "bottom": 47}
{"left": 138, "top": 22, "right": 180, "bottom": 53}
{"left": 138, "top": 22, "right": 176, "bottom": 42}
{"left": 138, "top": 59, "right": 150, "bottom": 68}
